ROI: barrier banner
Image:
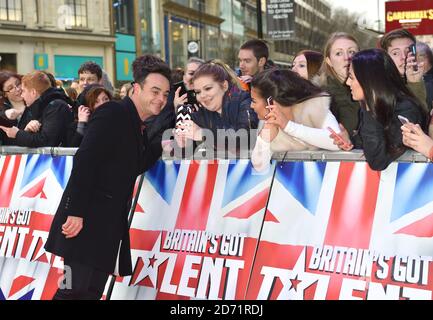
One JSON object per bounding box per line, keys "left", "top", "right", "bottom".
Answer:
{"left": 247, "top": 162, "right": 433, "bottom": 300}
{"left": 0, "top": 154, "right": 72, "bottom": 300}
{"left": 111, "top": 160, "right": 275, "bottom": 300}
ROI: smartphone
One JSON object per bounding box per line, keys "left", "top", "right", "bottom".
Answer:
{"left": 266, "top": 96, "right": 274, "bottom": 106}
{"left": 398, "top": 115, "right": 410, "bottom": 125}
{"left": 409, "top": 44, "right": 418, "bottom": 72}
{"left": 176, "top": 81, "right": 197, "bottom": 105}
{"left": 328, "top": 127, "right": 350, "bottom": 149}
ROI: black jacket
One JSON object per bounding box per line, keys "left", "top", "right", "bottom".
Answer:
{"left": 45, "top": 97, "right": 157, "bottom": 276}
{"left": 355, "top": 97, "right": 426, "bottom": 171}
{"left": 12, "top": 88, "right": 74, "bottom": 148}
{"left": 190, "top": 91, "right": 258, "bottom": 151}
{"left": 0, "top": 100, "right": 33, "bottom": 145}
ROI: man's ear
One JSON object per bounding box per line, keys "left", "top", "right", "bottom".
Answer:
{"left": 258, "top": 57, "right": 267, "bottom": 69}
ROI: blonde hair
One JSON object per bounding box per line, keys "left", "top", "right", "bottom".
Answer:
{"left": 318, "top": 32, "right": 360, "bottom": 86}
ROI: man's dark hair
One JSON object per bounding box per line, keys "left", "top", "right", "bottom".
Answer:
{"left": 78, "top": 61, "right": 103, "bottom": 80}
{"left": 379, "top": 28, "right": 416, "bottom": 51}
{"left": 132, "top": 54, "right": 171, "bottom": 85}
{"left": 240, "top": 39, "right": 269, "bottom": 62}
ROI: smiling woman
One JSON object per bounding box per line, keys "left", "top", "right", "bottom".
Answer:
{"left": 174, "top": 60, "right": 258, "bottom": 154}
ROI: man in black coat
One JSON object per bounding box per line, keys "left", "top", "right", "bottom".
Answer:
{"left": 0, "top": 71, "right": 74, "bottom": 147}
{"left": 44, "top": 55, "right": 171, "bottom": 300}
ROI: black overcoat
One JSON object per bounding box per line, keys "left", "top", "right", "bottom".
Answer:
{"left": 45, "top": 97, "right": 152, "bottom": 276}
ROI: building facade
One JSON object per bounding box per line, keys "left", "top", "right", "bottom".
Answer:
{"left": 0, "top": 0, "right": 114, "bottom": 81}
{"left": 111, "top": 0, "right": 332, "bottom": 81}
{"left": 130, "top": 0, "right": 331, "bottom": 70}
{"left": 272, "top": 0, "right": 331, "bottom": 65}
{"left": 133, "top": 0, "right": 271, "bottom": 70}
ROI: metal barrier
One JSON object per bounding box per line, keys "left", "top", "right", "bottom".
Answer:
{"left": 0, "top": 146, "right": 430, "bottom": 163}
{"left": 1, "top": 147, "right": 433, "bottom": 300}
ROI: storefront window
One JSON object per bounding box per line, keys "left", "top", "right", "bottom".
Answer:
{"left": 139, "top": 0, "right": 161, "bottom": 56}
{"left": 204, "top": 25, "right": 219, "bottom": 61}
{"left": 219, "top": 0, "right": 246, "bottom": 68}
{"left": 0, "top": 53, "right": 17, "bottom": 72}
{"left": 171, "top": 19, "right": 187, "bottom": 68}
{"left": 168, "top": 15, "right": 210, "bottom": 68}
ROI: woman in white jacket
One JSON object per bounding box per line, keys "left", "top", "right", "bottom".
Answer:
{"left": 250, "top": 69, "right": 341, "bottom": 172}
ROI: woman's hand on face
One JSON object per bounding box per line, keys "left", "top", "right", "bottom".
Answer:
{"left": 402, "top": 123, "right": 433, "bottom": 157}
{"left": 174, "top": 87, "right": 188, "bottom": 109}
{"left": 77, "top": 105, "right": 91, "bottom": 123}
{"left": 264, "top": 104, "right": 291, "bottom": 130}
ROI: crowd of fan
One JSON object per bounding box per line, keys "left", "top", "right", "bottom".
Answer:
{"left": 1, "top": 28, "right": 433, "bottom": 172}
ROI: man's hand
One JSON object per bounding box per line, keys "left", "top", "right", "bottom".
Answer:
{"left": 24, "top": 120, "right": 41, "bottom": 133}
{"left": 0, "top": 126, "right": 19, "bottom": 138}
{"left": 62, "top": 216, "right": 84, "bottom": 239}
{"left": 406, "top": 52, "right": 424, "bottom": 83}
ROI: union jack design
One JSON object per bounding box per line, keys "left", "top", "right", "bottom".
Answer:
{"left": 0, "top": 154, "right": 72, "bottom": 300}
{"left": 110, "top": 160, "right": 275, "bottom": 300}
{"left": 247, "top": 162, "right": 433, "bottom": 300}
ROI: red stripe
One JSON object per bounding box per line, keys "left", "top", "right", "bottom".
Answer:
{"left": 223, "top": 187, "right": 270, "bottom": 219}
{"left": 323, "top": 163, "right": 381, "bottom": 300}
{"left": 0, "top": 155, "right": 22, "bottom": 207}
{"left": 175, "top": 162, "right": 218, "bottom": 230}
{"left": 324, "top": 162, "right": 380, "bottom": 248}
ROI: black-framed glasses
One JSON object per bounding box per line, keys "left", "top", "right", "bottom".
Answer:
{"left": 2, "top": 83, "right": 22, "bottom": 94}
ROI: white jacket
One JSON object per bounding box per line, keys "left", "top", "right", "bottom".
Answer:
{"left": 252, "top": 95, "right": 340, "bottom": 172}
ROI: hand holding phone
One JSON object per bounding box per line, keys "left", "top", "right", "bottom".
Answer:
{"left": 409, "top": 44, "right": 418, "bottom": 72}
{"left": 266, "top": 96, "right": 273, "bottom": 106}
{"left": 328, "top": 127, "right": 352, "bottom": 150}
{"left": 398, "top": 115, "right": 410, "bottom": 125}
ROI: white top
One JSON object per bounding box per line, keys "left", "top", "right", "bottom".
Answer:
{"left": 252, "top": 95, "right": 341, "bottom": 172}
